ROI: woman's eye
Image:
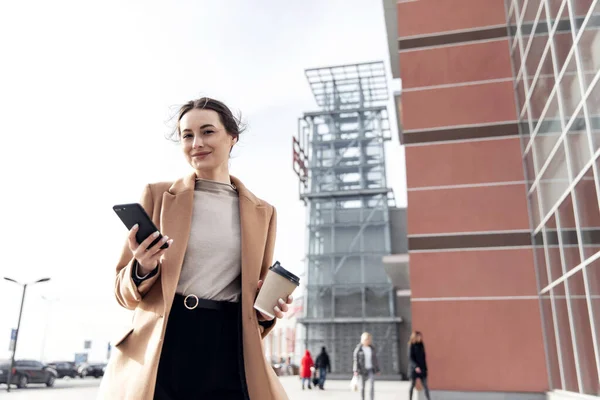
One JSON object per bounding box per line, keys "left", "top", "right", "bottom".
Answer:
{"left": 204, "top": 130, "right": 214, "bottom": 135}
{"left": 183, "top": 134, "right": 192, "bottom": 139}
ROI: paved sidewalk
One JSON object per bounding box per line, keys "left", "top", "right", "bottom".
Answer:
{"left": 1, "top": 376, "right": 412, "bottom": 399}
{"left": 279, "top": 376, "right": 410, "bottom": 400}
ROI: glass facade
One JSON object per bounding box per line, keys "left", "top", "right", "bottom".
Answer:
{"left": 506, "top": 0, "right": 600, "bottom": 395}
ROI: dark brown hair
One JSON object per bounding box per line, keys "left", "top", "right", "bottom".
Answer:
{"left": 168, "top": 97, "right": 245, "bottom": 142}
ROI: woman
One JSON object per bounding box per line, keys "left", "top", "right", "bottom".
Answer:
{"left": 353, "top": 332, "right": 380, "bottom": 400}
{"left": 300, "top": 350, "right": 314, "bottom": 390}
{"left": 98, "top": 98, "right": 292, "bottom": 400}
{"left": 408, "top": 331, "right": 430, "bottom": 400}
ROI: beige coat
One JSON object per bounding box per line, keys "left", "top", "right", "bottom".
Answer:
{"left": 98, "top": 173, "right": 288, "bottom": 400}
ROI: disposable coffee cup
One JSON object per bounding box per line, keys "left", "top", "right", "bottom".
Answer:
{"left": 254, "top": 261, "right": 300, "bottom": 319}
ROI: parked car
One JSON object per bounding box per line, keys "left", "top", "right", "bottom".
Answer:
{"left": 78, "top": 363, "right": 106, "bottom": 378}
{"left": 47, "top": 361, "right": 79, "bottom": 379}
{"left": 0, "top": 360, "right": 58, "bottom": 388}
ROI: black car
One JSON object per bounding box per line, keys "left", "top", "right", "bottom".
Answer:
{"left": 0, "top": 360, "right": 58, "bottom": 388}
{"left": 47, "top": 361, "right": 79, "bottom": 379}
{"left": 79, "top": 363, "right": 106, "bottom": 378}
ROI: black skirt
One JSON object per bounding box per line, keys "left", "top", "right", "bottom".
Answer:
{"left": 153, "top": 294, "right": 249, "bottom": 400}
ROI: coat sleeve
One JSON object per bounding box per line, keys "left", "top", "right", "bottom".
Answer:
{"left": 114, "top": 184, "right": 162, "bottom": 310}
{"left": 409, "top": 344, "right": 416, "bottom": 364}
{"left": 258, "top": 206, "right": 278, "bottom": 338}
{"left": 352, "top": 346, "right": 359, "bottom": 373}
{"left": 373, "top": 346, "right": 381, "bottom": 373}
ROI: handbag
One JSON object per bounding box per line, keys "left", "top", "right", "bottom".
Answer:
{"left": 350, "top": 375, "right": 359, "bottom": 392}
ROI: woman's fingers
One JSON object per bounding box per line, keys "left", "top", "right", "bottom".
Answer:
{"left": 278, "top": 298, "right": 289, "bottom": 313}
{"left": 273, "top": 306, "right": 285, "bottom": 319}
{"left": 138, "top": 231, "right": 161, "bottom": 253}
{"left": 128, "top": 224, "right": 140, "bottom": 251}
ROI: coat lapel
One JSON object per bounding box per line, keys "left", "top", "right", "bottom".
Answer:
{"left": 231, "top": 176, "right": 269, "bottom": 289}
{"left": 158, "top": 173, "right": 269, "bottom": 312}
{"left": 159, "top": 173, "right": 195, "bottom": 311}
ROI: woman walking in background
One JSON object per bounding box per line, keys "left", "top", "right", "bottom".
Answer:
{"left": 408, "top": 331, "right": 431, "bottom": 400}
{"left": 300, "top": 350, "right": 314, "bottom": 390}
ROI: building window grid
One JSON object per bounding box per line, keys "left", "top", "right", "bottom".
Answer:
{"left": 541, "top": 226, "right": 569, "bottom": 389}
{"left": 524, "top": 71, "right": 600, "bottom": 207}
{"left": 564, "top": 0, "right": 600, "bottom": 389}
{"left": 508, "top": 0, "right": 600, "bottom": 394}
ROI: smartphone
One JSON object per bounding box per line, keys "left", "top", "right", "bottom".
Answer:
{"left": 113, "top": 203, "right": 169, "bottom": 250}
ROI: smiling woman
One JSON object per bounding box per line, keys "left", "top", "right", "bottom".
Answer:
{"left": 168, "top": 98, "right": 246, "bottom": 180}
{"left": 98, "top": 98, "right": 291, "bottom": 400}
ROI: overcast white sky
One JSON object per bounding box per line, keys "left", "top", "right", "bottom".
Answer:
{"left": 0, "top": 0, "right": 406, "bottom": 363}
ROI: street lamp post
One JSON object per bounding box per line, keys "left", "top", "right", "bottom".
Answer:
{"left": 3, "top": 277, "right": 50, "bottom": 392}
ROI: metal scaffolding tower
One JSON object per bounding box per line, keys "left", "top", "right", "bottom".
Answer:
{"left": 293, "top": 61, "right": 401, "bottom": 376}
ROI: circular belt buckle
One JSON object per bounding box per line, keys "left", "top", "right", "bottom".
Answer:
{"left": 184, "top": 294, "right": 199, "bottom": 310}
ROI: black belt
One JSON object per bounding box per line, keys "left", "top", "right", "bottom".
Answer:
{"left": 174, "top": 293, "right": 239, "bottom": 312}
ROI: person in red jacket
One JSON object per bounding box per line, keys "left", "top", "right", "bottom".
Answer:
{"left": 300, "top": 350, "right": 314, "bottom": 390}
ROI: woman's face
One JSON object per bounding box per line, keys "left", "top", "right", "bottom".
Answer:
{"left": 416, "top": 334, "right": 422, "bottom": 343}
{"left": 361, "top": 335, "right": 372, "bottom": 346}
{"left": 180, "top": 109, "right": 237, "bottom": 173}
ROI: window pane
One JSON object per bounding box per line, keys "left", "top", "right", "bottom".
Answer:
{"left": 529, "top": 61, "right": 557, "bottom": 129}
{"left": 566, "top": 110, "right": 591, "bottom": 178}
{"left": 547, "top": 0, "right": 566, "bottom": 22}
{"left": 521, "top": 0, "right": 544, "bottom": 51}
{"left": 334, "top": 256, "right": 361, "bottom": 284}
{"left": 551, "top": 5, "right": 574, "bottom": 72}
{"left": 532, "top": 96, "right": 562, "bottom": 172}
{"left": 586, "top": 72, "right": 600, "bottom": 152}
{"left": 365, "top": 287, "right": 391, "bottom": 317}
{"left": 525, "top": 28, "right": 550, "bottom": 78}
{"left": 546, "top": 214, "right": 565, "bottom": 281}
{"left": 538, "top": 142, "right": 569, "bottom": 215}
{"left": 307, "top": 287, "right": 332, "bottom": 318}
{"left": 531, "top": 187, "right": 542, "bottom": 228}
{"left": 541, "top": 293, "right": 562, "bottom": 389}
{"left": 574, "top": 167, "right": 600, "bottom": 258}
{"left": 509, "top": 8, "right": 519, "bottom": 49}
{"left": 572, "top": 0, "right": 597, "bottom": 24}
{"left": 364, "top": 256, "right": 391, "bottom": 284}
{"left": 558, "top": 194, "right": 581, "bottom": 272}
{"left": 535, "top": 231, "right": 550, "bottom": 288}
{"left": 566, "top": 270, "right": 600, "bottom": 395}
{"left": 553, "top": 282, "right": 579, "bottom": 392}
{"left": 334, "top": 286, "right": 362, "bottom": 318}
{"left": 577, "top": 2, "right": 600, "bottom": 90}
{"left": 516, "top": 76, "right": 527, "bottom": 116}
{"left": 525, "top": 148, "right": 537, "bottom": 185}
{"left": 559, "top": 55, "right": 583, "bottom": 120}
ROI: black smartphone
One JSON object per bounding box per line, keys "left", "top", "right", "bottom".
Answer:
{"left": 113, "top": 203, "right": 169, "bottom": 250}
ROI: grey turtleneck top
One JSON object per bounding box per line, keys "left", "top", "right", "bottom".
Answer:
{"left": 175, "top": 178, "right": 242, "bottom": 302}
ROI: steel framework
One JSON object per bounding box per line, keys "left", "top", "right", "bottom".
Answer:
{"left": 294, "top": 62, "right": 401, "bottom": 375}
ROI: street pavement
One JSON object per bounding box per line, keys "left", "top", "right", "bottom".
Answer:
{"left": 0, "top": 376, "right": 411, "bottom": 399}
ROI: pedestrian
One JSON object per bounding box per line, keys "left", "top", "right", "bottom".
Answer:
{"left": 300, "top": 350, "right": 314, "bottom": 390}
{"left": 408, "top": 331, "right": 431, "bottom": 400}
{"left": 315, "top": 346, "right": 331, "bottom": 390}
{"left": 353, "top": 332, "right": 380, "bottom": 400}
{"left": 98, "top": 98, "right": 292, "bottom": 400}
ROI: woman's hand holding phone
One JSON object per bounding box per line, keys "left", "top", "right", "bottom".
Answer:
{"left": 128, "top": 224, "right": 174, "bottom": 275}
